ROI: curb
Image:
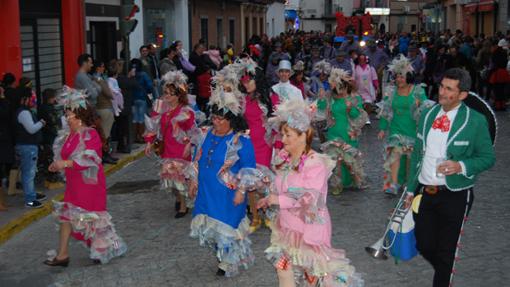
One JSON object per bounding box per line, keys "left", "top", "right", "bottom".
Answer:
{"left": 0, "top": 150, "right": 145, "bottom": 246}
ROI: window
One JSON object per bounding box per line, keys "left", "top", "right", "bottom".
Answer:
{"left": 259, "top": 17, "right": 264, "bottom": 36}
{"left": 245, "top": 17, "right": 249, "bottom": 44}
{"left": 252, "top": 17, "right": 257, "bottom": 36}
{"left": 217, "top": 18, "right": 223, "bottom": 48}
{"left": 229, "top": 19, "right": 235, "bottom": 45}
{"left": 325, "top": 23, "right": 332, "bottom": 33}
{"left": 325, "top": 0, "right": 332, "bottom": 16}
{"left": 200, "top": 17, "right": 208, "bottom": 47}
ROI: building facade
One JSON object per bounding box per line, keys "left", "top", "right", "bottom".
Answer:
{"left": 1, "top": 0, "right": 85, "bottom": 95}
{"left": 296, "top": 0, "right": 354, "bottom": 32}
{"left": 387, "top": 0, "right": 436, "bottom": 34}
{"left": 266, "top": 0, "right": 286, "bottom": 37}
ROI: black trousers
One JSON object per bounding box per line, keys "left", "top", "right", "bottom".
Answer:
{"left": 115, "top": 113, "right": 133, "bottom": 152}
{"left": 413, "top": 186, "right": 474, "bottom": 287}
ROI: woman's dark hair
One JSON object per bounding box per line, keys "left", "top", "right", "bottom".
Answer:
{"left": 238, "top": 68, "right": 273, "bottom": 117}
{"left": 92, "top": 60, "right": 105, "bottom": 74}
{"left": 42, "top": 88, "right": 56, "bottom": 104}
{"left": 107, "top": 59, "right": 119, "bottom": 77}
{"left": 405, "top": 71, "right": 416, "bottom": 84}
{"left": 18, "top": 77, "right": 32, "bottom": 88}
{"left": 130, "top": 58, "right": 143, "bottom": 73}
{"left": 68, "top": 104, "right": 98, "bottom": 127}
{"left": 210, "top": 104, "right": 249, "bottom": 133}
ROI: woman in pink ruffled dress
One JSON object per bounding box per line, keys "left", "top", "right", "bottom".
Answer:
{"left": 238, "top": 57, "right": 274, "bottom": 232}
{"left": 144, "top": 71, "right": 196, "bottom": 218}
{"left": 44, "top": 87, "right": 126, "bottom": 267}
{"left": 258, "top": 100, "right": 363, "bottom": 287}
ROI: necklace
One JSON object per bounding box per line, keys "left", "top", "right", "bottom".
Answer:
{"left": 205, "top": 131, "right": 231, "bottom": 168}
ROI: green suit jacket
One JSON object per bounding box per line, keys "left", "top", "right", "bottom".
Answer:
{"left": 407, "top": 103, "right": 496, "bottom": 193}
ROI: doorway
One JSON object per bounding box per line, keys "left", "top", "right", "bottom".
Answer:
{"left": 90, "top": 21, "right": 117, "bottom": 65}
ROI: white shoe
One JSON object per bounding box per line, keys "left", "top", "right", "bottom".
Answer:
{"left": 365, "top": 119, "right": 371, "bottom": 125}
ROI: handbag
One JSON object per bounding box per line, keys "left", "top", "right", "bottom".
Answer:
{"left": 387, "top": 209, "right": 418, "bottom": 261}
{"left": 153, "top": 114, "right": 171, "bottom": 156}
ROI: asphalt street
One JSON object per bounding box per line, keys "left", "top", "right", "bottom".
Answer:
{"left": 0, "top": 112, "right": 509, "bottom": 287}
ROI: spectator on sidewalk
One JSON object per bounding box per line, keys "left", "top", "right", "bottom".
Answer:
{"left": 2, "top": 73, "right": 18, "bottom": 112}
{"left": 0, "top": 86, "right": 13, "bottom": 211}
{"left": 130, "top": 58, "right": 153, "bottom": 143}
{"left": 91, "top": 61, "right": 117, "bottom": 165}
{"left": 159, "top": 46, "right": 180, "bottom": 76}
{"left": 74, "top": 54, "right": 100, "bottom": 106}
{"left": 14, "top": 88, "right": 46, "bottom": 208}
{"left": 116, "top": 62, "right": 136, "bottom": 153}
{"left": 190, "top": 43, "right": 212, "bottom": 112}
{"left": 38, "top": 88, "right": 62, "bottom": 186}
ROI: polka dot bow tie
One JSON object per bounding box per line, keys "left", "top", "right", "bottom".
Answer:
{"left": 432, "top": 114, "right": 451, "bottom": 132}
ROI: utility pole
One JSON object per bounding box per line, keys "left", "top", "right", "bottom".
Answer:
{"left": 120, "top": 0, "right": 140, "bottom": 74}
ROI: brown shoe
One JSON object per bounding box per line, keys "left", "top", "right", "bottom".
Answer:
{"left": 0, "top": 203, "right": 7, "bottom": 211}
{"left": 43, "top": 257, "right": 69, "bottom": 267}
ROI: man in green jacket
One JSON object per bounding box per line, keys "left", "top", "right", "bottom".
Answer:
{"left": 405, "top": 68, "right": 496, "bottom": 287}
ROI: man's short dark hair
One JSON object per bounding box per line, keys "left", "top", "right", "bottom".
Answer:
{"left": 77, "top": 53, "right": 92, "bottom": 67}
{"left": 443, "top": 68, "right": 471, "bottom": 92}
{"left": 139, "top": 45, "right": 148, "bottom": 52}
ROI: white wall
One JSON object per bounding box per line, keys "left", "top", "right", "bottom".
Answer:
{"left": 266, "top": 2, "right": 285, "bottom": 37}
{"left": 296, "top": 0, "right": 355, "bottom": 32}
{"left": 173, "top": 0, "right": 189, "bottom": 53}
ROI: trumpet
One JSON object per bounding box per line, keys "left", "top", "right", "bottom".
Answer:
{"left": 365, "top": 189, "right": 411, "bottom": 260}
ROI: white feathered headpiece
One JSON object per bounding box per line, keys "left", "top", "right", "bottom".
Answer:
{"left": 212, "top": 64, "right": 242, "bottom": 91}
{"left": 57, "top": 86, "right": 88, "bottom": 111}
{"left": 235, "top": 57, "right": 258, "bottom": 77}
{"left": 209, "top": 88, "right": 245, "bottom": 116}
{"left": 329, "top": 68, "right": 352, "bottom": 86}
{"left": 162, "top": 70, "right": 188, "bottom": 87}
{"left": 162, "top": 70, "right": 188, "bottom": 94}
{"left": 268, "top": 99, "right": 313, "bottom": 132}
{"left": 209, "top": 64, "right": 245, "bottom": 116}
{"left": 387, "top": 54, "right": 414, "bottom": 76}
{"left": 313, "top": 60, "right": 332, "bottom": 75}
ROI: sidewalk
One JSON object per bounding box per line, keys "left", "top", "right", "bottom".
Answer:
{"left": 0, "top": 144, "right": 145, "bottom": 245}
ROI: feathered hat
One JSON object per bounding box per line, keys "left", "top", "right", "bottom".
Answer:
{"left": 387, "top": 54, "right": 414, "bottom": 76}
{"left": 209, "top": 64, "right": 245, "bottom": 116}
{"left": 292, "top": 60, "right": 305, "bottom": 72}
{"left": 268, "top": 99, "right": 313, "bottom": 132}
{"left": 211, "top": 64, "right": 241, "bottom": 92}
{"left": 161, "top": 70, "right": 188, "bottom": 94}
{"left": 313, "top": 60, "right": 332, "bottom": 75}
{"left": 57, "top": 86, "right": 88, "bottom": 111}
{"left": 328, "top": 68, "right": 353, "bottom": 92}
{"left": 209, "top": 88, "right": 245, "bottom": 116}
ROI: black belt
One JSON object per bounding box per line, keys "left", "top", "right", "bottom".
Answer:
{"left": 420, "top": 184, "right": 448, "bottom": 195}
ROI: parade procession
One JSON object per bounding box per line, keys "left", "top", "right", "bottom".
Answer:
{"left": 0, "top": 0, "right": 508, "bottom": 286}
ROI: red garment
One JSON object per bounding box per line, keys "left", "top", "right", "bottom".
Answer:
{"left": 489, "top": 68, "right": 510, "bottom": 84}
{"left": 145, "top": 106, "right": 195, "bottom": 160}
{"left": 197, "top": 72, "right": 212, "bottom": 98}
{"left": 245, "top": 97, "right": 272, "bottom": 167}
{"left": 432, "top": 114, "right": 451, "bottom": 132}
{"left": 62, "top": 129, "right": 106, "bottom": 212}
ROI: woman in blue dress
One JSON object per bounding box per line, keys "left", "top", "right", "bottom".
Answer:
{"left": 189, "top": 80, "right": 257, "bottom": 277}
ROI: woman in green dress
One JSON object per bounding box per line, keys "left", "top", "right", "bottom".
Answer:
{"left": 377, "top": 55, "right": 433, "bottom": 195}
{"left": 317, "top": 68, "right": 368, "bottom": 195}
